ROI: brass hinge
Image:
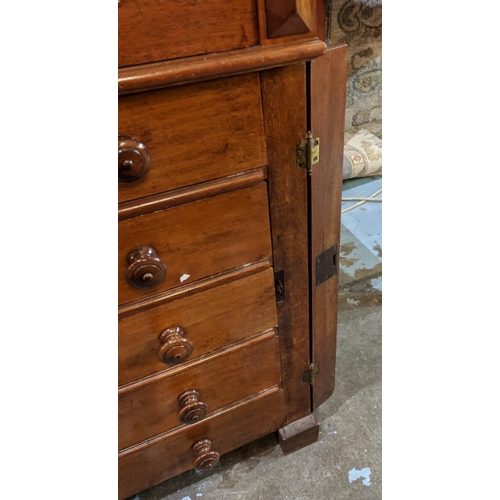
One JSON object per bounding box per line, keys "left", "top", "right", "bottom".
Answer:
{"left": 296, "top": 132, "right": 320, "bottom": 175}
{"left": 302, "top": 362, "right": 319, "bottom": 385}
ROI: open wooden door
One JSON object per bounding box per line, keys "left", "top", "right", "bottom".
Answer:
{"left": 308, "top": 44, "right": 348, "bottom": 410}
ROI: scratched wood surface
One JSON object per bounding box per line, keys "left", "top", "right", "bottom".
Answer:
{"left": 118, "top": 41, "right": 326, "bottom": 95}
{"left": 260, "top": 64, "right": 312, "bottom": 424}
{"left": 119, "top": 74, "right": 267, "bottom": 204}
{"left": 118, "top": 0, "right": 259, "bottom": 67}
{"left": 118, "top": 183, "right": 272, "bottom": 306}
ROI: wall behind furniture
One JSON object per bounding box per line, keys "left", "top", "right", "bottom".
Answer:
{"left": 326, "top": 0, "right": 382, "bottom": 140}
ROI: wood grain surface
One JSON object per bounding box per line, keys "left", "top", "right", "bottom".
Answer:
{"left": 260, "top": 64, "right": 312, "bottom": 424}
{"left": 309, "top": 44, "right": 348, "bottom": 409}
{"left": 118, "top": 41, "right": 326, "bottom": 95}
{"left": 119, "top": 331, "right": 281, "bottom": 450}
{"left": 119, "top": 268, "right": 278, "bottom": 386}
{"left": 257, "top": 0, "right": 316, "bottom": 46}
{"left": 118, "top": 387, "right": 284, "bottom": 499}
{"left": 263, "top": 0, "right": 315, "bottom": 38}
{"left": 118, "top": 183, "right": 272, "bottom": 306}
{"left": 118, "top": 74, "right": 266, "bottom": 203}
{"left": 119, "top": 168, "right": 267, "bottom": 221}
{"left": 278, "top": 413, "right": 319, "bottom": 454}
{"left": 118, "top": 0, "right": 259, "bottom": 67}
{"left": 118, "top": 260, "right": 271, "bottom": 318}
{"left": 316, "top": 0, "right": 326, "bottom": 41}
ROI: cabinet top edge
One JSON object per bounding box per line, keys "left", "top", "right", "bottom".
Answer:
{"left": 118, "top": 40, "right": 327, "bottom": 95}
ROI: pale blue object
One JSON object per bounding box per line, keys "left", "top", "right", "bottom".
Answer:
{"left": 348, "top": 467, "right": 372, "bottom": 486}
{"left": 339, "top": 225, "right": 381, "bottom": 292}
{"left": 341, "top": 177, "right": 382, "bottom": 261}
{"left": 340, "top": 176, "right": 382, "bottom": 292}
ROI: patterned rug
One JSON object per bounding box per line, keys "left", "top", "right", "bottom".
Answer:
{"left": 343, "top": 129, "right": 381, "bottom": 179}
{"left": 326, "top": 0, "right": 382, "bottom": 141}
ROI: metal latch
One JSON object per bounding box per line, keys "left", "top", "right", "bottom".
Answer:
{"left": 316, "top": 245, "right": 337, "bottom": 287}
{"left": 296, "top": 132, "right": 320, "bottom": 175}
{"left": 274, "top": 270, "right": 285, "bottom": 302}
{"left": 302, "top": 362, "right": 319, "bottom": 385}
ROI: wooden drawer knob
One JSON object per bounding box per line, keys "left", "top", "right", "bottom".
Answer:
{"left": 178, "top": 389, "right": 208, "bottom": 424}
{"left": 192, "top": 438, "right": 220, "bottom": 471}
{"left": 126, "top": 246, "right": 166, "bottom": 290}
{"left": 118, "top": 134, "right": 151, "bottom": 182}
{"left": 158, "top": 326, "right": 194, "bottom": 365}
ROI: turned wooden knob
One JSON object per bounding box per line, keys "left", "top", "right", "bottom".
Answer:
{"left": 118, "top": 134, "right": 151, "bottom": 182}
{"left": 192, "top": 439, "right": 220, "bottom": 471}
{"left": 158, "top": 326, "right": 193, "bottom": 365}
{"left": 178, "top": 390, "right": 208, "bottom": 424}
{"left": 126, "top": 246, "right": 166, "bottom": 290}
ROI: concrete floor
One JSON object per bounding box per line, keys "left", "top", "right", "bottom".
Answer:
{"left": 128, "top": 178, "right": 382, "bottom": 500}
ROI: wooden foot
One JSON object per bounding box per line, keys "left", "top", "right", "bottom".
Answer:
{"left": 278, "top": 414, "right": 319, "bottom": 454}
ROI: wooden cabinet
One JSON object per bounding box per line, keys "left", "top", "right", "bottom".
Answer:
{"left": 118, "top": 1, "right": 347, "bottom": 498}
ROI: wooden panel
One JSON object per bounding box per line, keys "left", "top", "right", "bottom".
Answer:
{"left": 119, "top": 331, "right": 281, "bottom": 450}
{"left": 260, "top": 65, "right": 311, "bottom": 424}
{"left": 278, "top": 414, "right": 319, "bottom": 454}
{"left": 118, "top": 0, "right": 259, "bottom": 67}
{"left": 309, "top": 44, "right": 348, "bottom": 409}
{"left": 264, "top": 0, "right": 315, "bottom": 38}
{"left": 118, "top": 183, "right": 272, "bottom": 306}
{"left": 118, "top": 41, "right": 326, "bottom": 95}
{"left": 119, "top": 268, "right": 278, "bottom": 386}
{"left": 316, "top": 0, "right": 326, "bottom": 41}
{"left": 118, "top": 387, "right": 284, "bottom": 499}
{"left": 118, "top": 260, "right": 270, "bottom": 319}
{"left": 257, "top": 0, "right": 316, "bottom": 46}
{"left": 119, "top": 168, "right": 266, "bottom": 221}
{"left": 118, "top": 74, "right": 266, "bottom": 203}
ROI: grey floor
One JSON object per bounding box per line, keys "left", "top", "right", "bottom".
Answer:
{"left": 129, "top": 178, "right": 382, "bottom": 500}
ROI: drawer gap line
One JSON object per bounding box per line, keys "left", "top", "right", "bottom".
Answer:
{"left": 119, "top": 167, "right": 267, "bottom": 220}
{"left": 119, "top": 259, "right": 271, "bottom": 318}
{"left": 118, "top": 385, "right": 282, "bottom": 456}
{"left": 118, "top": 328, "right": 278, "bottom": 394}
{"left": 118, "top": 41, "right": 327, "bottom": 94}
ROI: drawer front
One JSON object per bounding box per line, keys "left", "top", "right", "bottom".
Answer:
{"left": 119, "top": 331, "right": 280, "bottom": 451}
{"left": 118, "top": 0, "right": 259, "bottom": 67}
{"left": 118, "top": 183, "right": 272, "bottom": 306}
{"left": 119, "top": 387, "right": 284, "bottom": 499}
{"left": 118, "top": 73, "right": 267, "bottom": 203}
{"left": 119, "top": 268, "right": 278, "bottom": 386}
